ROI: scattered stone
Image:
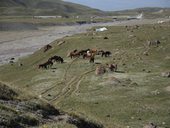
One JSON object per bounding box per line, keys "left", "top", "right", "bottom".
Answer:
{"left": 142, "top": 69, "right": 146, "bottom": 71}
{"left": 147, "top": 70, "right": 151, "bottom": 73}
{"left": 143, "top": 123, "right": 157, "bottom": 128}
{"left": 162, "top": 122, "right": 166, "bottom": 125}
{"left": 143, "top": 51, "right": 149, "bottom": 56}
{"left": 161, "top": 72, "right": 170, "bottom": 78}
{"left": 131, "top": 82, "right": 138, "bottom": 86}
{"left": 104, "top": 37, "right": 109, "bottom": 39}
{"left": 138, "top": 118, "right": 142, "bottom": 120}
{"left": 10, "top": 57, "right": 15, "bottom": 60}
{"left": 19, "top": 63, "right": 23, "bottom": 66}
{"left": 48, "top": 94, "right": 51, "bottom": 97}
{"left": 95, "top": 66, "right": 106, "bottom": 75}
{"left": 106, "top": 115, "right": 110, "bottom": 117}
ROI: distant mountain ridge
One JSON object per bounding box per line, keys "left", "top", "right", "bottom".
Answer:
{"left": 108, "top": 7, "right": 170, "bottom": 18}
{"left": 0, "top": 0, "right": 104, "bottom": 16}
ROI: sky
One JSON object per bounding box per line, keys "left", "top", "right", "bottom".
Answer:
{"left": 64, "top": 0, "right": 170, "bottom": 11}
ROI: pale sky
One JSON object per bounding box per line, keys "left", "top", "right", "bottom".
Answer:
{"left": 64, "top": 0, "right": 170, "bottom": 11}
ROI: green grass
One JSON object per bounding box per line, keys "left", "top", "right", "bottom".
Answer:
{"left": 0, "top": 22, "right": 170, "bottom": 127}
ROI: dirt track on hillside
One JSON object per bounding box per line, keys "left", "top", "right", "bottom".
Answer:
{"left": 0, "top": 18, "right": 169, "bottom": 65}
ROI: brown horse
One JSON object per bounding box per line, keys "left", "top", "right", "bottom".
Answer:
{"left": 83, "top": 52, "right": 95, "bottom": 63}
{"left": 67, "top": 51, "right": 81, "bottom": 59}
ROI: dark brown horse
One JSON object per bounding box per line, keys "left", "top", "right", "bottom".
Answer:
{"left": 49, "top": 56, "right": 64, "bottom": 63}
{"left": 44, "top": 44, "right": 52, "bottom": 52}
{"left": 38, "top": 60, "right": 53, "bottom": 69}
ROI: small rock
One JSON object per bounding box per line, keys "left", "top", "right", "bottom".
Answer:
{"left": 143, "top": 51, "right": 149, "bottom": 56}
{"left": 162, "top": 122, "right": 166, "bottom": 125}
{"left": 143, "top": 123, "right": 157, "bottom": 128}
{"left": 161, "top": 72, "right": 170, "bottom": 78}
{"left": 48, "top": 94, "right": 51, "bottom": 97}
{"left": 106, "top": 114, "right": 110, "bottom": 117}
{"left": 142, "top": 69, "right": 146, "bottom": 71}
{"left": 95, "top": 66, "right": 106, "bottom": 75}
{"left": 131, "top": 82, "right": 138, "bottom": 86}
{"left": 147, "top": 71, "right": 151, "bottom": 73}
{"left": 138, "top": 118, "right": 142, "bottom": 120}
{"left": 104, "top": 37, "right": 109, "bottom": 39}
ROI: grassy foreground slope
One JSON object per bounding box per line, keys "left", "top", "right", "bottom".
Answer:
{"left": 0, "top": 22, "right": 170, "bottom": 128}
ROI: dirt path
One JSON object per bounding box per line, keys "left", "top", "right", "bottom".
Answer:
{"left": 0, "top": 18, "right": 169, "bottom": 65}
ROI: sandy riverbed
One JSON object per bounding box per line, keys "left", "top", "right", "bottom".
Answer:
{"left": 0, "top": 18, "right": 169, "bottom": 65}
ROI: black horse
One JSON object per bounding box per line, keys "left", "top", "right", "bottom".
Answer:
{"left": 101, "top": 51, "right": 112, "bottom": 57}
{"left": 49, "top": 56, "right": 64, "bottom": 63}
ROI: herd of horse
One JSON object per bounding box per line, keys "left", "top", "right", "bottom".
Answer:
{"left": 67, "top": 49, "right": 112, "bottom": 62}
{"left": 39, "top": 46, "right": 116, "bottom": 72}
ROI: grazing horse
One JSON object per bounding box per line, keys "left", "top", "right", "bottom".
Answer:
{"left": 38, "top": 60, "right": 53, "bottom": 69}
{"left": 39, "top": 63, "right": 47, "bottom": 69}
{"left": 44, "top": 44, "right": 52, "bottom": 52}
{"left": 78, "top": 49, "right": 90, "bottom": 56}
{"left": 67, "top": 51, "right": 81, "bottom": 59}
{"left": 83, "top": 52, "right": 95, "bottom": 63}
{"left": 102, "top": 51, "right": 112, "bottom": 57}
{"left": 106, "top": 63, "right": 117, "bottom": 72}
{"left": 49, "top": 56, "right": 64, "bottom": 63}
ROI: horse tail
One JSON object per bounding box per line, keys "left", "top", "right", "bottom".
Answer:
{"left": 67, "top": 52, "right": 71, "bottom": 57}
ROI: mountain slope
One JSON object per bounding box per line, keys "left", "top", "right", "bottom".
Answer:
{"left": 0, "top": 0, "right": 104, "bottom": 16}
{"left": 108, "top": 7, "right": 170, "bottom": 18}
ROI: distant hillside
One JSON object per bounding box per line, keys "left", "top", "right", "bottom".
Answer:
{"left": 108, "top": 7, "right": 170, "bottom": 18}
{"left": 0, "top": 0, "right": 104, "bottom": 16}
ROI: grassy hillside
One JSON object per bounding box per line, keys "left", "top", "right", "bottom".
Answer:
{"left": 0, "top": 0, "right": 104, "bottom": 16}
{"left": 0, "top": 82, "right": 103, "bottom": 128}
{"left": 0, "top": 21, "right": 170, "bottom": 127}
